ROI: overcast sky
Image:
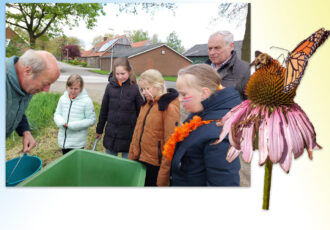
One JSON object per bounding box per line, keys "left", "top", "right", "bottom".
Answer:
{"left": 63, "top": 2, "right": 247, "bottom": 50}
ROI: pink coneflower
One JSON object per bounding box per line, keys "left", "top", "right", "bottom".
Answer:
{"left": 214, "top": 54, "right": 321, "bottom": 209}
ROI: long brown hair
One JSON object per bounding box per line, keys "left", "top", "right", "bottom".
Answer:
{"left": 113, "top": 57, "right": 136, "bottom": 84}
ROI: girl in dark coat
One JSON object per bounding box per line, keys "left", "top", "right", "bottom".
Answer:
{"left": 170, "top": 64, "right": 241, "bottom": 186}
{"left": 96, "top": 58, "right": 144, "bottom": 158}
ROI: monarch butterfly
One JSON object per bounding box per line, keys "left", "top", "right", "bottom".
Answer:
{"left": 283, "top": 28, "right": 330, "bottom": 93}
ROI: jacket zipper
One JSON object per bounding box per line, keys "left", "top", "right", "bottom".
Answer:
{"left": 158, "top": 141, "right": 162, "bottom": 164}
{"left": 120, "top": 86, "right": 123, "bottom": 100}
{"left": 63, "top": 100, "right": 73, "bottom": 149}
{"left": 137, "top": 102, "right": 153, "bottom": 159}
{"left": 113, "top": 86, "right": 124, "bottom": 142}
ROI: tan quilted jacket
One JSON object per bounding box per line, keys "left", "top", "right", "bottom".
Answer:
{"left": 129, "top": 89, "right": 180, "bottom": 186}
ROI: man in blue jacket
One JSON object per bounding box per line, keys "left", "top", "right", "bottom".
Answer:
{"left": 6, "top": 49, "right": 60, "bottom": 152}
{"left": 206, "top": 31, "right": 250, "bottom": 100}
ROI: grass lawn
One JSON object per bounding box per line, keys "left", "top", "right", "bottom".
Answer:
{"left": 89, "top": 69, "right": 110, "bottom": 75}
{"left": 6, "top": 92, "right": 106, "bottom": 166}
{"left": 88, "top": 69, "right": 177, "bottom": 82}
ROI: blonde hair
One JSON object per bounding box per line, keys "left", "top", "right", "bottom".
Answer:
{"left": 66, "top": 74, "right": 84, "bottom": 89}
{"left": 138, "top": 69, "right": 167, "bottom": 95}
{"left": 177, "top": 64, "right": 221, "bottom": 94}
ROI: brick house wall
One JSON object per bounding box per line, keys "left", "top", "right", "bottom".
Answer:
{"left": 101, "top": 46, "right": 191, "bottom": 76}
{"left": 86, "top": 56, "right": 100, "bottom": 68}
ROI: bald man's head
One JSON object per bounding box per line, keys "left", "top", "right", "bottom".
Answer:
{"left": 17, "top": 49, "right": 60, "bottom": 94}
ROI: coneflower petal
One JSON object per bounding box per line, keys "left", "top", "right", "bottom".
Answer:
{"left": 229, "top": 125, "right": 242, "bottom": 150}
{"left": 258, "top": 107, "right": 269, "bottom": 165}
{"left": 268, "top": 108, "right": 284, "bottom": 163}
{"left": 293, "top": 110, "right": 314, "bottom": 155}
{"left": 226, "top": 146, "right": 241, "bottom": 163}
{"left": 293, "top": 104, "right": 322, "bottom": 151}
{"left": 219, "top": 100, "right": 251, "bottom": 126}
{"left": 279, "top": 107, "right": 292, "bottom": 173}
{"left": 286, "top": 109, "right": 305, "bottom": 158}
{"left": 293, "top": 104, "right": 315, "bottom": 134}
{"left": 217, "top": 100, "right": 251, "bottom": 144}
{"left": 241, "top": 124, "right": 254, "bottom": 163}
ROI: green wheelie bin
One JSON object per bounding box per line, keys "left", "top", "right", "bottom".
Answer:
{"left": 18, "top": 149, "right": 146, "bottom": 187}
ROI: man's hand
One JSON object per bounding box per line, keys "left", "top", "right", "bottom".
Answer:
{"left": 22, "top": 131, "right": 37, "bottom": 152}
{"left": 96, "top": 133, "right": 102, "bottom": 141}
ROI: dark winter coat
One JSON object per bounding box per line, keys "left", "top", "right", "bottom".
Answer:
{"left": 129, "top": 88, "right": 180, "bottom": 186}
{"left": 206, "top": 50, "right": 250, "bottom": 100}
{"left": 96, "top": 77, "right": 144, "bottom": 152}
{"left": 170, "top": 87, "right": 241, "bottom": 186}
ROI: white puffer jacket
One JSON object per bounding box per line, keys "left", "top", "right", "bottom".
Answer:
{"left": 54, "top": 89, "right": 96, "bottom": 149}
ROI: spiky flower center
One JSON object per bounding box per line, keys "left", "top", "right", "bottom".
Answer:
{"left": 245, "top": 59, "right": 296, "bottom": 106}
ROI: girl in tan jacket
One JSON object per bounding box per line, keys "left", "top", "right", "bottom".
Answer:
{"left": 129, "top": 69, "right": 180, "bottom": 186}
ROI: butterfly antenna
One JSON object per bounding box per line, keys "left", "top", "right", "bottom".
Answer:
{"left": 270, "top": 46, "right": 289, "bottom": 67}
{"left": 276, "top": 53, "right": 285, "bottom": 63}
{"left": 270, "top": 46, "right": 290, "bottom": 53}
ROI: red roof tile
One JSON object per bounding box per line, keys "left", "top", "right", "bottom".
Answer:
{"left": 131, "top": 40, "right": 150, "bottom": 48}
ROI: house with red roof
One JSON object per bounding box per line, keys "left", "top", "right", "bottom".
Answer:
{"left": 6, "top": 27, "right": 29, "bottom": 56}
{"left": 80, "top": 35, "right": 131, "bottom": 68}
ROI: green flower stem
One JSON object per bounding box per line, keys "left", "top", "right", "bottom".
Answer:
{"left": 262, "top": 159, "right": 273, "bottom": 210}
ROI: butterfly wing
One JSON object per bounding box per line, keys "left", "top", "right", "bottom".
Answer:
{"left": 283, "top": 28, "right": 330, "bottom": 93}
{"left": 284, "top": 52, "right": 309, "bottom": 92}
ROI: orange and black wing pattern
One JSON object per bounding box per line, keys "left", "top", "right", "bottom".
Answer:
{"left": 283, "top": 28, "right": 330, "bottom": 93}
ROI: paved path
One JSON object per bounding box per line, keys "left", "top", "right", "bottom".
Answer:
{"left": 51, "top": 62, "right": 176, "bottom": 103}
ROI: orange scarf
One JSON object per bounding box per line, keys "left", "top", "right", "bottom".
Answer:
{"left": 162, "top": 116, "right": 213, "bottom": 161}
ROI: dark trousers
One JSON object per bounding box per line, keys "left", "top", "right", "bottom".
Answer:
{"left": 139, "top": 161, "right": 160, "bottom": 187}
{"left": 62, "top": 147, "right": 84, "bottom": 155}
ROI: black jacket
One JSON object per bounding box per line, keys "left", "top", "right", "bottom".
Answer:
{"left": 170, "top": 87, "right": 241, "bottom": 186}
{"left": 206, "top": 50, "right": 250, "bottom": 100}
{"left": 96, "top": 77, "right": 144, "bottom": 152}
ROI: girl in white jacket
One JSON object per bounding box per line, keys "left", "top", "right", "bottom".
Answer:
{"left": 54, "top": 74, "right": 96, "bottom": 154}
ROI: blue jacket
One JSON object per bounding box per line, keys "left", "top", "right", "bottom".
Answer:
{"left": 6, "top": 56, "right": 32, "bottom": 138}
{"left": 170, "top": 87, "right": 241, "bottom": 186}
{"left": 54, "top": 89, "right": 96, "bottom": 149}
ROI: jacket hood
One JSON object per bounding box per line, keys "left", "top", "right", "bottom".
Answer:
{"left": 6, "top": 56, "right": 27, "bottom": 96}
{"left": 195, "top": 87, "right": 241, "bottom": 120}
{"left": 64, "top": 88, "right": 89, "bottom": 100}
{"left": 158, "top": 88, "right": 179, "bottom": 111}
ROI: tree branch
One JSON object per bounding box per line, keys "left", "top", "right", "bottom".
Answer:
{"left": 18, "top": 4, "right": 30, "bottom": 29}
{"left": 35, "top": 14, "right": 58, "bottom": 39}
{"left": 5, "top": 20, "right": 27, "bottom": 31}
{"left": 33, "top": 5, "right": 46, "bottom": 34}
